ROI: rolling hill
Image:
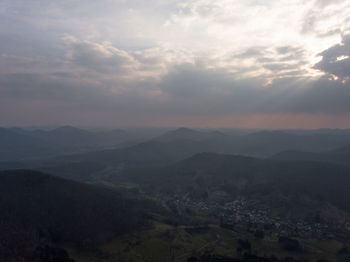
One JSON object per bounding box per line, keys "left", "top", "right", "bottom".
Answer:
{"left": 154, "top": 127, "right": 228, "bottom": 142}
{"left": 271, "top": 145, "right": 350, "bottom": 165}
{"left": 0, "top": 126, "right": 133, "bottom": 161}
{"left": 21, "top": 129, "right": 349, "bottom": 182}
{"left": 4, "top": 127, "right": 350, "bottom": 183}
{"left": 0, "top": 169, "right": 150, "bottom": 257}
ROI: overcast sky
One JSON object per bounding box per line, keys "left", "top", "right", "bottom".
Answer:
{"left": 1, "top": 0, "right": 350, "bottom": 128}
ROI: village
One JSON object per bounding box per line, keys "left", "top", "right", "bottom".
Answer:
{"left": 167, "top": 194, "right": 350, "bottom": 241}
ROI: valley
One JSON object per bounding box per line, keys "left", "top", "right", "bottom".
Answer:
{"left": 1, "top": 127, "right": 350, "bottom": 262}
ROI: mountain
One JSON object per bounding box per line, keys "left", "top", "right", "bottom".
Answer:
{"left": 3, "top": 127, "right": 350, "bottom": 162}
{"left": 1, "top": 128, "right": 233, "bottom": 180}
{"left": 272, "top": 145, "right": 350, "bottom": 165}
{"left": 29, "top": 126, "right": 97, "bottom": 148}
{"left": 271, "top": 150, "right": 329, "bottom": 162}
{"left": 0, "top": 126, "right": 135, "bottom": 161}
{"left": 0, "top": 128, "right": 47, "bottom": 161}
{"left": 154, "top": 127, "right": 228, "bottom": 142}
{"left": 155, "top": 128, "right": 350, "bottom": 157}
{"left": 25, "top": 129, "right": 350, "bottom": 182}
{"left": 332, "top": 145, "right": 350, "bottom": 154}
{"left": 39, "top": 139, "right": 215, "bottom": 181}
{"left": 27, "top": 125, "right": 130, "bottom": 147}
{"left": 0, "top": 127, "right": 40, "bottom": 147}
{"left": 238, "top": 131, "right": 350, "bottom": 156}
{"left": 0, "top": 170, "right": 147, "bottom": 250}
{"left": 94, "top": 128, "right": 130, "bottom": 142}
{"left": 4, "top": 127, "right": 350, "bottom": 182}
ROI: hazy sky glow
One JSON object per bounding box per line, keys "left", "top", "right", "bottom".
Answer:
{"left": 1, "top": 0, "right": 350, "bottom": 128}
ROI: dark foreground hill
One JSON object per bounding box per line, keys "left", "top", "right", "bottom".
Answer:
{"left": 123, "top": 153, "right": 350, "bottom": 216}
{"left": 0, "top": 170, "right": 151, "bottom": 261}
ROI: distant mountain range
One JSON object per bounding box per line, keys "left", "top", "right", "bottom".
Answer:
{"left": 23, "top": 128, "right": 348, "bottom": 179}
{"left": 2, "top": 127, "right": 350, "bottom": 182}
{"left": 154, "top": 127, "right": 228, "bottom": 142}
{"left": 155, "top": 128, "right": 350, "bottom": 156}
{"left": 0, "top": 126, "right": 135, "bottom": 161}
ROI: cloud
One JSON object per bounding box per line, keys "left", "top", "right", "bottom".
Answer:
{"left": 1, "top": 0, "right": 350, "bottom": 127}
{"left": 315, "top": 34, "right": 350, "bottom": 81}
{"left": 155, "top": 62, "right": 350, "bottom": 116}
{"left": 315, "top": 0, "right": 345, "bottom": 8}
{"left": 301, "top": 0, "right": 350, "bottom": 37}
{"left": 1, "top": 36, "right": 350, "bottom": 119}
{"left": 62, "top": 36, "right": 137, "bottom": 74}
{"left": 1, "top": 57, "right": 350, "bottom": 127}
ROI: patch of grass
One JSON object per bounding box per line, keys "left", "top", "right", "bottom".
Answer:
{"left": 65, "top": 222, "right": 346, "bottom": 262}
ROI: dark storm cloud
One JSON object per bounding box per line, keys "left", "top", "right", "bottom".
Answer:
{"left": 290, "top": 78, "right": 350, "bottom": 114}
{"left": 315, "top": 35, "right": 350, "bottom": 79}
{"left": 156, "top": 65, "right": 328, "bottom": 115}
{"left": 263, "top": 76, "right": 350, "bottom": 114}
{"left": 155, "top": 60, "right": 350, "bottom": 116}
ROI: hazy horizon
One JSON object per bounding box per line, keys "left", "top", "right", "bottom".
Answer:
{"left": 3, "top": 124, "right": 350, "bottom": 131}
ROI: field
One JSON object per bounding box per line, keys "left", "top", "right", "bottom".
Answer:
{"left": 66, "top": 221, "right": 345, "bottom": 262}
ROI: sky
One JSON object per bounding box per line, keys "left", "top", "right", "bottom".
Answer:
{"left": 1, "top": 0, "right": 350, "bottom": 128}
